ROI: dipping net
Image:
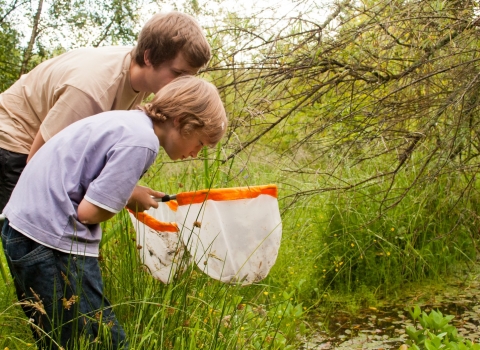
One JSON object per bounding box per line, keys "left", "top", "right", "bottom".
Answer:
{"left": 129, "top": 184, "right": 282, "bottom": 285}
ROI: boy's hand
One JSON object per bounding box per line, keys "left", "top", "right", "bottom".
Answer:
{"left": 126, "top": 185, "right": 164, "bottom": 212}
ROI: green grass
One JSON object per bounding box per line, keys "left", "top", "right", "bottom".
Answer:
{"left": 0, "top": 146, "right": 479, "bottom": 348}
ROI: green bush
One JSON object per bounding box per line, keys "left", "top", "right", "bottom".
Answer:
{"left": 403, "top": 305, "right": 480, "bottom": 350}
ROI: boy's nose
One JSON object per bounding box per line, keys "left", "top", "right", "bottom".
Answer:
{"left": 190, "top": 145, "right": 203, "bottom": 158}
{"left": 190, "top": 149, "right": 200, "bottom": 158}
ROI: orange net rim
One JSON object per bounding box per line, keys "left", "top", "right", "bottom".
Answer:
{"left": 166, "top": 200, "right": 178, "bottom": 211}
{"left": 176, "top": 184, "right": 278, "bottom": 206}
{"left": 128, "top": 209, "right": 179, "bottom": 233}
{"left": 128, "top": 185, "right": 278, "bottom": 231}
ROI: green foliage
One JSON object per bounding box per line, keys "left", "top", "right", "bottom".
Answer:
{"left": 1, "top": 0, "right": 480, "bottom": 347}
{"left": 47, "top": 0, "right": 144, "bottom": 47}
{"left": 0, "top": 23, "right": 22, "bottom": 91}
{"left": 404, "top": 306, "right": 480, "bottom": 350}
{"left": 90, "top": 207, "right": 308, "bottom": 349}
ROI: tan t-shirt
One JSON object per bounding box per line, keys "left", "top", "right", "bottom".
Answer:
{"left": 0, "top": 46, "right": 148, "bottom": 154}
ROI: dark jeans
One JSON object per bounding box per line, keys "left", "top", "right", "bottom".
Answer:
{"left": 1, "top": 219, "right": 128, "bottom": 349}
{"left": 0, "top": 148, "right": 28, "bottom": 213}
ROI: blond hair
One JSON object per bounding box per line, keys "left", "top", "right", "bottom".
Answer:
{"left": 132, "top": 12, "right": 211, "bottom": 69}
{"left": 140, "top": 76, "right": 227, "bottom": 145}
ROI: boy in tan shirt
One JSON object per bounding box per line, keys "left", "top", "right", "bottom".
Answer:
{"left": 0, "top": 11, "right": 211, "bottom": 213}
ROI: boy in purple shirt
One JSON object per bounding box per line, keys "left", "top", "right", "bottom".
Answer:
{"left": 1, "top": 76, "right": 227, "bottom": 349}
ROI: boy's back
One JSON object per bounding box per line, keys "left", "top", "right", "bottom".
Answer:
{"left": 3, "top": 110, "right": 159, "bottom": 256}
{"left": 0, "top": 47, "right": 147, "bottom": 155}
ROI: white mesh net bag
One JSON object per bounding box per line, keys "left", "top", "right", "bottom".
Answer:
{"left": 128, "top": 201, "right": 186, "bottom": 284}
{"left": 129, "top": 184, "right": 282, "bottom": 285}
{"left": 175, "top": 184, "right": 282, "bottom": 285}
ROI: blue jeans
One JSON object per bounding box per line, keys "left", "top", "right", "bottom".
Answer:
{"left": 1, "top": 219, "right": 128, "bottom": 349}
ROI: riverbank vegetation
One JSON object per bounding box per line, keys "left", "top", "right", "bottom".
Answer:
{"left": 1, "top": 0, "right": 480, "bottom": 348}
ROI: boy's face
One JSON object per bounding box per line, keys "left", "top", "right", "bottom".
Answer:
{"left": 144, "top": 51, "right": 199, "bottom": 93}
{"left": 161, "top": 125, "right": 210, "bottom": 161}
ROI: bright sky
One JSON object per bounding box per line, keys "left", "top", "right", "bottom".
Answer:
{"left": 11, "top": 0, "right": 332, "bottom": 49}
{"left": 141, "top": 0, "right": 331, "bottom": 29}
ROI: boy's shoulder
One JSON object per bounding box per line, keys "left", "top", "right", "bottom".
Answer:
{"left": 22, "top": 46, "right": 134, "bottom": 94}
{"left": 81, "top": 110, "right": 158, "bottom": 149}
{"left": 58, "top": 46, "right": 133, "bottom": 62}
{"left": 31, "top": 46, "right": 132, "bottom": 72}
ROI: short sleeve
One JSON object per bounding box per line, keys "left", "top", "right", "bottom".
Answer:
{"left": 40, "top": 86, "right": 105, "bottom": 142}
{"left": 84, "top": 146, "right": 157, "bottom": 213}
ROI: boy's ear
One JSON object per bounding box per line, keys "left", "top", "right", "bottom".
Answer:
{"left": 144, "top": 50, "right": 152, "bottom": 66}
{"left": 172, "top": 117, "right": 180, "bottom": 128}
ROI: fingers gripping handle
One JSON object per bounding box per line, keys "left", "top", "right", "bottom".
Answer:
{"left": 152, "top": 194, "right": 176, "bottom": 202}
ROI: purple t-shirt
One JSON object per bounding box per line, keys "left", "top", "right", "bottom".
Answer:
{"left": 4, "top": 110, "right": 159, "bottom": 256}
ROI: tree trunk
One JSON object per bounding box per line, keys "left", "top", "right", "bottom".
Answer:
{"left": 19, "top": 0, "right": 43, "bottom": 76}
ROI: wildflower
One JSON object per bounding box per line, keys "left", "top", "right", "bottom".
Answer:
{"left": 263, "top": 291, "right": 269, "bottom": 296}
{"left": 61, "top": 271, "right": 71, "bottom": 286}
{"left": 351, "top": 243, "right": 355, "bottom": 247}
{"left": 391, "top": 228, "right": 395, "bottom": 231}
{"left": 62, "top": 295, "right": 79, "bottom": 310}
{"left": 387, "top": 252, "right": 391, "bottom": 256}
{"left": 222, "top": 315, "right": 231, "bottom": 328}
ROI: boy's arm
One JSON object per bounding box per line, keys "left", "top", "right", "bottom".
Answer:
{"left": 126, "top": 185, "right": 165, "bottom": 212}
{"left": 81, "top": 146, "right": 160, "bottom": 222}
{"left": 77, "top": 198, "right": 116, "bottom": 224}
{"left": 28, "top": 87, "right": 104, "bottom": 161}
{"left": 78, "top": 185, "right": 164, "bottom": 224}
{"left": 27, "top": 131, "right": 45, "bottom": 163}
{"left": 40, "top": 87, "right": 105, "bottom": 143}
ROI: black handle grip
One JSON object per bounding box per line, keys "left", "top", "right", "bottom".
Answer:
{"left": 161, "top": 195, "right": 172, "bottom": 202}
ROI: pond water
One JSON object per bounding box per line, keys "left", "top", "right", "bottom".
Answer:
{"left": 301, "top": 269, "right": 480, "bottom": 349}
